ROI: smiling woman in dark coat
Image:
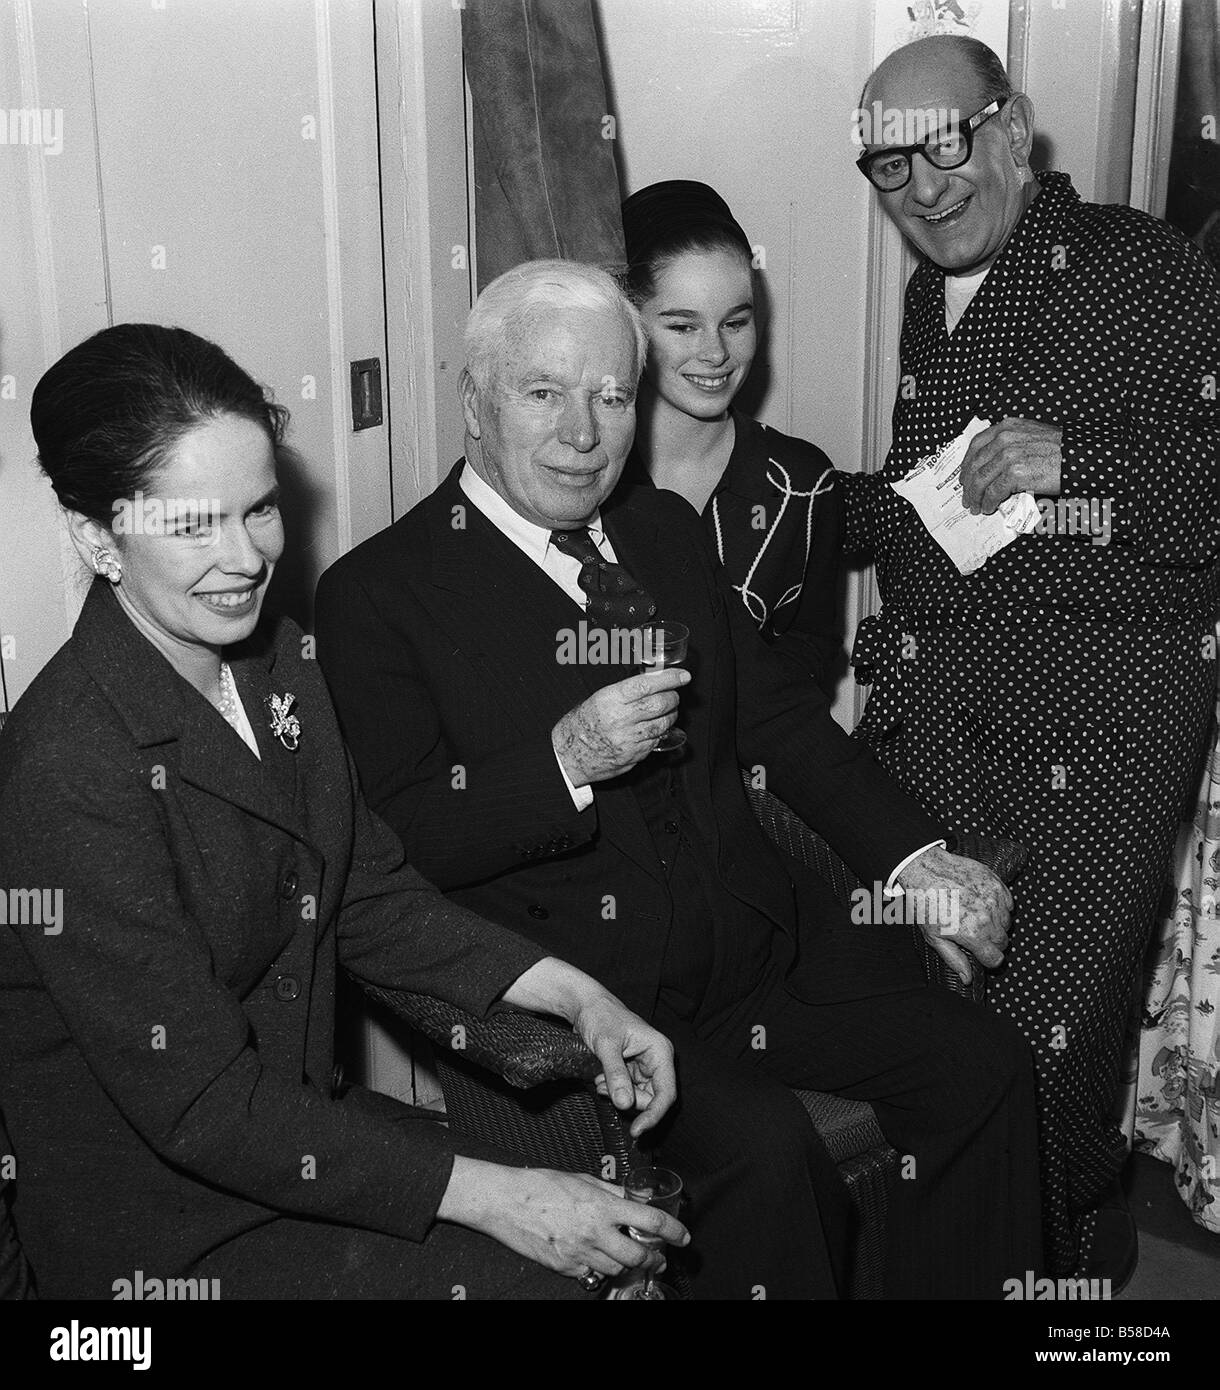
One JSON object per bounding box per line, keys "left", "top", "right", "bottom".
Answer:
{"left": 0, "top": 324, "right": 683, "bottom": 1300}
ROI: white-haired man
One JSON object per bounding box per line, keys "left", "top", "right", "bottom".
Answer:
{"left": 849, "top": 34, "right": 1220, "bottom": 1284}
{"left": 317, "top": 259, "right": 1043, "bottom": 1299}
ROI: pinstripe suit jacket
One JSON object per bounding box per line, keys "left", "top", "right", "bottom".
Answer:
{"left": 315, "top": 464, "right": 946, "bottom": 1021}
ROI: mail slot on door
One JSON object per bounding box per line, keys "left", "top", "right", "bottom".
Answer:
{"left": 350, "top": 358, "right": 383, "bottom": 431}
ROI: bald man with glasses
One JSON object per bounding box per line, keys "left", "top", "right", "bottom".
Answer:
{"left": 844, "top": 34, "right": 1220, "bottom": 1286}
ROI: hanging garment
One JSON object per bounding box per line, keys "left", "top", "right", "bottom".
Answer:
{"left": 461, "top": 0, "right": 625, "bottom": 287}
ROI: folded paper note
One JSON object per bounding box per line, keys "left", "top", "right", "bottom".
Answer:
{"left": 890, "top": 416, "right": 1039, "bottom": 574}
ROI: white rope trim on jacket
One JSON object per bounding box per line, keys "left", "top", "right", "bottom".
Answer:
{"left": 711, "top": 454, "right": 834, "bottom": 628}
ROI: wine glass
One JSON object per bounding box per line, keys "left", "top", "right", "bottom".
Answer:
{"left": 618, "top": 1165, "right": 683, "bottom": 1301}
{"left": 637, "top": 621, "right": 689, "bottom": 752}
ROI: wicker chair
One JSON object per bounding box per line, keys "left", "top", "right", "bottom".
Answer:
{"left": 0, "top": 1109, "right": 32, "bottom": 1299}
{"left": 361, "top": 782, "right": 1028, "bottom": 1299}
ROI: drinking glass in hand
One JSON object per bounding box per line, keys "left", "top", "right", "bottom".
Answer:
{"left": 638, "top": 621, "right": 689, "bottom": 752}
{"left": 619, "top": 1165, "right": 683, "bottom": 1301}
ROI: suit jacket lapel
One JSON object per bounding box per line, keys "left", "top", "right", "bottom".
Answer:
{"left": 600, "top": 490, "right": 694, "bottom": 630}
{"left": 427, "top": 468, "right": 668, "bottom": 885}
{"left": 601, "top": 486, "right": 722, "bottom": 854}
{"left": 431, "top": 473, "right": 602, "bottom": 718}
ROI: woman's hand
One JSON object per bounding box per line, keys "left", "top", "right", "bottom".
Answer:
{"left": 437, "top": 1158, "right": 689, "bottom": 1281}
{"left": 569, "top": 988, "right": 677, "bottom": 1138}
{"left": 502, "top": 959, "right": 677, "bottom": 1137}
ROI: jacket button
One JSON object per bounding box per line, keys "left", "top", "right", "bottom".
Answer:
{"left": 273, "top": 974, "right": 301, "bottom": 1001}
{"left": 280, "top": 872, "right": 299, "bottom": 900}
{"left": 527, "top": 904, "right": 549, "bottom": 920}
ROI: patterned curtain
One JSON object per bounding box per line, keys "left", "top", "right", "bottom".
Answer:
{"left": 461, "top": 0, "right": 625, "bottom": 289}
{"left": 1122, "top": 2, "right": 1220, "bottom": 1235}
{"left": 1132, "top": 630, "right": 1220, "bottom": 1233}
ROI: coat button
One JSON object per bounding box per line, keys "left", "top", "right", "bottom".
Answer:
{"left": 273, "top": 974, "right": 301, "bottom": 1001}
{"left": 527, "top": 904, "right": 549, "bottom": 920}
{"left": 280, "top": 872, "right": 299, "bottom": 900}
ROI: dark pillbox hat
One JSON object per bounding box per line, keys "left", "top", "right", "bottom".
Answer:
{"left": 620, "top": 179, "right": 751, "bottom": 267}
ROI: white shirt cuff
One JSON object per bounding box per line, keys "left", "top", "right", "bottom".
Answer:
{"left": 882, "top": 840, "right": 947, "bottom": 897}
{"left": 555, "top": 744, "right": 594, "bottom": 811}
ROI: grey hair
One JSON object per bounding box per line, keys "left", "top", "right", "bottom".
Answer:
{"left": 960, "top": 37, "right": 1014, "bottom": 105}
{"left": 464, "top": 259, "right": 648, "bottom": 396}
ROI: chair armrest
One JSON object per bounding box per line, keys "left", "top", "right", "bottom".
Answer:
{"left": 357, "top": 981, "right": 601, "bottom": 1090}
{"left": 944, "top": 828, "right": 1029, "bottom": 884}
{"left": 742, "top": 776, "right": 1030, "bottom": 893}
{"left": 741, "top": 776, "right": 1029, "bottom": 1002}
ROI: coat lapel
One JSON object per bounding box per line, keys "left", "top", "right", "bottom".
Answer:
{"left": 71, "top": 580, "right": 308, "bottom": 843}
{"left": 227, "top": 633, "right": 302, "bottom": 816}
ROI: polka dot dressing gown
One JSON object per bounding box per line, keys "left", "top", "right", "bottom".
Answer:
{"left": 841, "top": 171, "right": 1220, "bottom": 1275}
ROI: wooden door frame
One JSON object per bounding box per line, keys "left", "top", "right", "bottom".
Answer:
{"left": 374, "top": 0, "right": 475, "bottom": 521}
{"left": 1130, "top": 0, "right": 1184, "bottom": 216}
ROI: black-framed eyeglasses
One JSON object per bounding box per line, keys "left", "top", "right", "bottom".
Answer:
{"left": 856, "top": 99, "right": 1006, "bottom": 191}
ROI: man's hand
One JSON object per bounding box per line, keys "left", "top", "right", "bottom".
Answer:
{"left": 437, "top": 1160, "right": 689, "bottom": 1283}
{"left": 896, "top": 845, "right": 1012, "bottom": 984}
{"left": 552, "top": 668, "right": 690, "bottom": 785}
{"left": 961, "top": 417, "right": 1061, "bottom": 514}
{"left": 502, "top": 958, "right": 677, "bottom": 1136}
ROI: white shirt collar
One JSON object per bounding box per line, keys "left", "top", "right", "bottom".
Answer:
{"left": 459, "top": 461, "right": 607, "bottom": 557}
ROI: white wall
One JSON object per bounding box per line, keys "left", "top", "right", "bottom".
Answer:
{"left": 1016, "top": 0, "right": 1143, "bottom": 205}
{"left": 600, "top": 0, "right": 876, "bottom": 471}
{"left": 0, "top": 0, "right": 391, "bottom": 708}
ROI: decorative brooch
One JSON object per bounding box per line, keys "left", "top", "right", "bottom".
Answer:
{"left": 264, "top": 692, "right": 301, "bottom": 751}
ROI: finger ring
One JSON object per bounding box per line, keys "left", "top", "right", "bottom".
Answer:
{"left": 578, "top": 1267, "right": 606, "bottom": 1292}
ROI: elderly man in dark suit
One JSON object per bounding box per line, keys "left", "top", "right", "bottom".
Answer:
{"left": 316, "top": 259, "right": 1043, "bottom": 1299}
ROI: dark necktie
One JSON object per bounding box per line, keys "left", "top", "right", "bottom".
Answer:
{"left": 549, "top": 527, "right": 658, "bottom": 627}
